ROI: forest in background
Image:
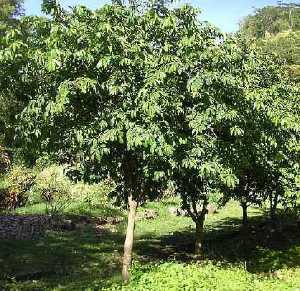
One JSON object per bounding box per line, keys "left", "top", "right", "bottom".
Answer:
{"left": 239, "top": 2, "right": 300, "bottom": 81}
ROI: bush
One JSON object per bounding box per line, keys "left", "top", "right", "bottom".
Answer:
{"left": 0, "top": 146, "right": 12, "bottom": 175}
{"left": 34, "top": 155, "right": 56, "bottom": 172}
{"left": 0, "top": 188, "right": 9, "bottom": 210}
{"left": 0, "top": 165, "right": 35, "bottom": 210}
{"left": 71, "top": 179, "right": 114, "bottom": 207}
{"left": 34, "top": 165, "right": 72, "bottom": 215}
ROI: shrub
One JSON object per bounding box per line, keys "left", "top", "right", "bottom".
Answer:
{"left": 1, "top": 165, "right": 35, "bottom": 209}
{"left": 34, "top": 155, "right": 56, "bottom": 172}
{"left": 0, "top": 188, "right": 9, "bottom": 210}
{"left": 71, "top": 179, "right": 114, "bottom": 207}
{"left": 0, "top": 146, "right": 11, "bottom": 175}
{"left": 34, "top": 165, "right": 72, "bottom": 215}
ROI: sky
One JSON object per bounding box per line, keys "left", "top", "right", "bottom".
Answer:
{"left": 23, "top": 0, "right": 295, "bottom": 33}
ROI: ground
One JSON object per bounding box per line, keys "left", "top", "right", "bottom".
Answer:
{"left": 0, "top": 199, "right": 299, "bottom": 290}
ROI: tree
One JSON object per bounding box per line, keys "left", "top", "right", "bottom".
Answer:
{"left": 171, "top": 36, "right": 256, "bottom": 253}
{"left": 278, "top": 2, "right": 300, "bottom": 30}
{"left": 111, "top": 0, "right": 175, "bottom": 13}
{"left": 259, "top": 84, "right": 300, "bottom": 220}
{"left": 228, "top": 167, "right": 265, "bottom": 226}
{"left": 175, "top": 34, "right": 300, "bottom": 251}
{"left": 0, "top": 0, "right": 24, "bottom": 146}
{"left": 0, "top": 1, "right": 219, "bottom": 281}
{"left": 225, "top": 39, "right": 300, "bottom": 223}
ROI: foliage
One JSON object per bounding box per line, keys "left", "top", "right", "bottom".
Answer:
{"left": 239, "top": 4, "right": 300, "bottom": 38}
{"left": 70, "top": 179, "right": 114, "bottom": 207}
{"left": 1, "top": 1, "right": 298, "bottom": 263}
{"left": 105, "top": 261, "right": 300, "bottom": 291}
{"left": 0, "top": 0, "right": 25, "bottom": 146}
{"left": 0, "top": 0, "right": 24, "bottom": 30}
{"left": 0, "top": 93, "right": 24, "bottom": 146}
{"left": 34, "top": 165, "right": 72, "bottom": 215}
{"left": 239, "top": 4, "right": 300, "bottom": 81}
{"left": 1, "top": 3, "right": 186, "bottom": 202}
{"left": 171, "top": 32, "right": 298, "bottom": 244}
{"left": 0, "top": 145, "right": 11, "bottom": 174}
{"left": 0, "top": 165, "right": 35, "bottom": 209}
{"left": 111, "top": 0, "right": 175, "bottom": 13}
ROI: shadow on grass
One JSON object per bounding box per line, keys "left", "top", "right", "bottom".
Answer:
{"left": 0, "top": 225, "right": 125, "bottom": 290}
{"left": 134, "top": 214, "right": 300, "bottom": 273}
{"left": 0, "top": 208, "right": 299, "bottom": 289}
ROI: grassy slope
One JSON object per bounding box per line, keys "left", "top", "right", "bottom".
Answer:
{"left": 0, "top": 200, "right": 299, "bottom": 290}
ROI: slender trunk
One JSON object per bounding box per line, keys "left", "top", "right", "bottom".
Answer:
{"left": 270, "top": 193, "right": 278, "bottom": 221}
{"left": 122, "top": 194, "right": 138, "bottom": 283}
{"left": 241, "top": 203, "right": 248, "bottom": 226}
{"left": 195, "top": 200, "right": 208, "bottom": 256}
{"left": 195, "top": 218, "right": 205, "bottom": 256}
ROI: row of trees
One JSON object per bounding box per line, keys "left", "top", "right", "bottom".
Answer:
{"left": 0, "top": 0, "right": 299, "bottom": 282}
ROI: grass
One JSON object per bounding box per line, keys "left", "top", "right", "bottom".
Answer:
{"left": 13, "top": 201, "right": 124, "bottom": 218}
{"left": 0, "top": 199, "right": 299, "bottom": 290}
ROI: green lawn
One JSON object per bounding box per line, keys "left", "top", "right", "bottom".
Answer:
{"left": 0, "top": 200, "right": 299, "bottom": 290}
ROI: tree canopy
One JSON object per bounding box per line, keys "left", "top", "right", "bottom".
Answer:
{"left": 0, "top": 0, "right": 299, "bottom": 282}
{"left": 0, "top": 0, "right": 23, "bottom": 30}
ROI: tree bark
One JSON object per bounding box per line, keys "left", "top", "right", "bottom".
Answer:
{"left": 195, "top": 218, "right": 205, "bottom": 256}
{"left": 122, "top": 194, "right": 138, "bottom": 283}
{"left": 194, "top": 200, "right": 208, "bottom": 256}
{"left": 241, "top": 203, "right": 248, "bottom": 226}
{"left": 270, "top": 192, "right": 278, "bottom": 221}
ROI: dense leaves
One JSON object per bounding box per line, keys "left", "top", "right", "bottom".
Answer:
{"left": 0, "top": 0, "right": 299, "bottom": 281}
{"left": 239, "top": 4, "right": 300, "bottom": 81}
{"left": 0, "top": 0, "right": 24, "bottom": 145}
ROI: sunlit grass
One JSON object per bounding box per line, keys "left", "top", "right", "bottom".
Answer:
{"left": 0, "top": 199, "right": 299, "bottom": 290}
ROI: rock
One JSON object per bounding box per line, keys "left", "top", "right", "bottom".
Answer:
{"left": 107, "top": 216, "right": 124, "bottom": 224}
{"left": 168, "top": 207, "right": 189, "bottom": 217}
{"left": 145, "top": 209, "right": 158, "bottom": 219}
{"left": 136, "top": 209, "right": 158, "bottom": 220}
{"left": 97, "top": 216, "right": 123, "bottom": 225}
{"left": 15, "top": 270, "right": 45, "bottom": 281}
{"left": 62, "top": 219, "right": 75, "bottom": 231}
{"left": 75, "top": 222, "right": 86, "bottom": 231}
{"left": 176, "top": 208, "right": 189, "bottom": 217}
{"left": 0, "top": 215, "right": 52, "bottom": 240}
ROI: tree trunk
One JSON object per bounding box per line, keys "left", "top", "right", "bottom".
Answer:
{"left": 241, "top": 203, "right": 248, "bottom": 226}
{"left": 122, "top": 194, "right": 138, "bottom": 283}
{"left": 195, "top": 218, "right": 205, "bottom": 256}
{"left": 270, "top": 193, "right": 278, "bottom": 221}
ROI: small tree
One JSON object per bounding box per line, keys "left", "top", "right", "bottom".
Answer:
{"left": 0, "top": 2, "right": 217, "bottom": 281}
{"left": 34, "top": 165, "right": 72, "bottom": 215}
{"left": 247, "top": 83, "right": 300, "bottom": 221}
{"left": 174, "top": 34, "right": 300, "bottom": 253}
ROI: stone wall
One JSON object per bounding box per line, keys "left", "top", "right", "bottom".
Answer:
{"left": 0, "top": 215, "right": 52, "bottom": 240}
